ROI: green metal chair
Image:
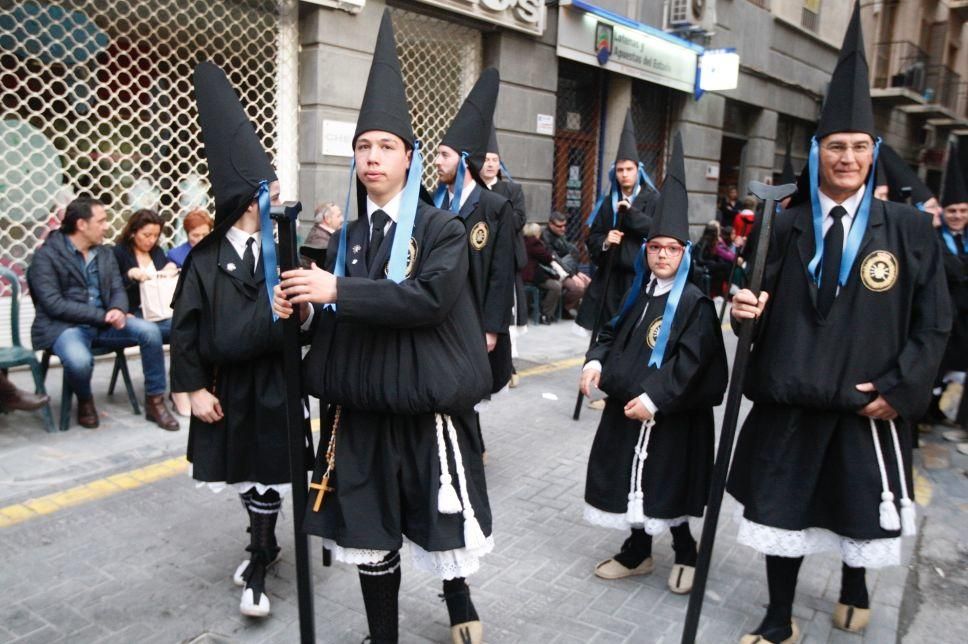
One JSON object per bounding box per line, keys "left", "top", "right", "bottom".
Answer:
{"left": 0, "top": 266, "right": 55, "bottom": 432}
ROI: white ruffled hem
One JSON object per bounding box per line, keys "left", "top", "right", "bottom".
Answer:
{"left": 320, "top": 536, "right": 495, "bottom": 580}
{"left": 735, "top": 516, "right": 902, "bottom": 569}
{"left": 187, "top": 465, "right": 291, "bottom": 497}
{"left": 583, "top": 504, "right": 689, "bottom": 535}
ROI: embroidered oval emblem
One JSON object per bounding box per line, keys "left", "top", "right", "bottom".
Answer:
{"left": 646, "top": 316, "right": 663, "bottom": 349}
{"left": 469, "top": 221, "right": 489, "bottom": 251}
{"left": 860, "top": 250, "right": 898, "bottom": 292}
{"left": 384, "top": 238, "right": 419, "bottom": 279}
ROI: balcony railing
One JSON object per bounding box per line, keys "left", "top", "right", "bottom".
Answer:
{"left": 924, "top": 64, "right": 962, "bottom": 113}
{"left": 872, "top": 41, "right": 929, "bottom": 95}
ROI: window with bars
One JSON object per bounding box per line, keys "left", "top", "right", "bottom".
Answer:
{"left": 389, "top": 7, "right": 481, "bottom": 189}
{"left": 801, "top": 0, "right": 820, "bottom": 31}
{"left": 0, "top": 0, "right": 287, "bottom": 281}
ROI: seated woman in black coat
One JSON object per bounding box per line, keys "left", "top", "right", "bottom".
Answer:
{"left": 113, "top": 208, "right": 178, "bottom": 341}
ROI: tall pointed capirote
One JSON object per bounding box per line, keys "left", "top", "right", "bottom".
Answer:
{"left": 815, "top": 0, "right": 875, "bottom": 138}
{"left": 941, "top": 142, "right": 968, "bottom": 207}
{"left": 354, "top": 10, "right": 414, "bottom": 148}
{"left": 193, "top": 61, "right": 277, "bottom": 230}
{"left": 615, "top": 109, "right": 639, "bottom": 165}
{"left": 439, "top": 67, "right": 500, "bottom": 177}
{"left": 879, "top": 143, "right": 934, "bottom": 204}
{"left": 648, "top": 131, "right": 689, "bottom": 243}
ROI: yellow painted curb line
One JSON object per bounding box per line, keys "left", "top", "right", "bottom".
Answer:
{"left": 0, "top": 355, "right": 586, "bottom": 529}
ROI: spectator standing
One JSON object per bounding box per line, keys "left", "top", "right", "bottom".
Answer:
{"left": 27, "top": 197, "right": 178, "bottom": 431}
{"left": 732, "top": 196, "right": 757, "bottom": 240}
{"left": 718, "top": 185, "right": 740, "bottom": 226}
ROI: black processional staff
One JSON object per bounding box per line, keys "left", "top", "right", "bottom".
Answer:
{"left": 271, "top": 201, "right": 316, "bottom": 644}
{"left": 680, "top": 180, "right": 797, "bottom": 644}
{"left": 572, "top": 204, "right": 626, "bottom": 421}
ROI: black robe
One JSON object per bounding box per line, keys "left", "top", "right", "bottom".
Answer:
{"left": 492, "top": 179, "right": 529, "bottom": 327}
{"left": 576, "top": 185, "right": 656, "bottom": 330}
{"left": 301, "top": 203, "right": 492, "bottom": 552}
{"left": 727, "top": 198, "right": 952, "bottom": 540}
{"left": 458, "top": 184, "right": 516, "bottom": 393}
{"left": 938, "top": 231, "right": 968, "bottom": 373}
{"left": 170, "top": 237, "right": 297, "bottom": 486}
{"left": 584, "top": 281, "right": 727, "bottom": 519}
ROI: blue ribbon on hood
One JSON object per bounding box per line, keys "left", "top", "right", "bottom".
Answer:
{"left": 433, "top": 151, "right": 469, "bottom": 214}
{"left": 256, "top": 180, "right": 280, "bottom": 321}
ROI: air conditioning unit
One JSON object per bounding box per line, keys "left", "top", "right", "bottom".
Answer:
{"left": 666, "top": 0, "right": 715, "bottom": 43}
{"left": 301, "top": 0, "right": 365, "bottom": 15}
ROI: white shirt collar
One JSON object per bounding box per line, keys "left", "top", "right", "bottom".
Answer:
{"left": 366, "top": 189, "right": 403, "bottom": 230}
{"left": 447, "top": 177, "right": 476, "bottom": 211}
{"left": 650, "top": 275, "right": 675, "bottom": 297}
{"left": 485, "top": 177, "right": 498, "bottom": 189}
{"left": 225, "top": 225, "right": 260, "bottom": 262}
{"left": 818, "top": 184, "right": 865, "bottom": 221}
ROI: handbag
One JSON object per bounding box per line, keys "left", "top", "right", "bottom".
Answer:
{"left": 139, "top": 269, "right": 179, "bottom": 322}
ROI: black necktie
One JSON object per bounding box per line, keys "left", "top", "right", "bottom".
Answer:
{"left": 242, "top": 237, "right": 256, "bottom": 277}
{"left": 367, "top": 210, "right": 389, "bottom": 266}
{"left": 817, "top": 205, "right": 846, "bottom": 317}
{"left": 955, "top": 233, "right": 965, "bottom": 256}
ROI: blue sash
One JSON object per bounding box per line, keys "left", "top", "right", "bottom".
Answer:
{"left": 256, "top": 181, "right": 280, "bottom": 321}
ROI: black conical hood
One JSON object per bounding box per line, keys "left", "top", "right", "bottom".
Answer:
{"left": 648, "top": 132, "right": 689, "bottom": 243}
{"left": 354, "top": 10, "right": 414, "bottom": 148}
{"left": 487, "top": 123, "right": 500, "bottom": 156}
{"left": 193, "top": 61, "right": 276, "bottom": 230}
{"left": 615, "top": 109, "right": 639, "bottom": 165}
{"left": 879, "top": 143, "right": 934, "bottom": 204}
{"left": 941, "top": 142, "right": 968, "bottom": 207}
{"left": 780, "top": 140, "right": 796, "bottom": 185}
{"left": 440, "top": 68, "right": 500, "bottom": 176}
{"left": 815, "top": 1, "right": 875, "bottom": 139}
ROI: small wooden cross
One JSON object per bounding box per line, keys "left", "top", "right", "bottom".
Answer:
{"left": 309, "top": 474, "right": 333, "bottom": 512}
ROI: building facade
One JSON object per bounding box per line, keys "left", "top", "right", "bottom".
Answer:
{"left": 2, "top": 0, "right": 966, "bottom": 279}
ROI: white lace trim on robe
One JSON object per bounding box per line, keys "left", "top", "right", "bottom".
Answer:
{"left": 187, "top": 465, "right": 291, "bottom": 497}
{"left": 320, "top": 536, "right": 495, "bottom": 580}
{"left": 583, "top": 503, "right": 689, "bottom": 536}
{"left": 735, "top": 515, "right": 902, "bottom": 569}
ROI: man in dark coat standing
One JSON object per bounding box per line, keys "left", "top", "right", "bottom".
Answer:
{"left": 576, "top": 109, "right": 657, "bottom": 332}
{"left": 728, "top": 4, "right": 951, "bottom": 641}
{"left": 433, "top": 69, "right": 516, "bottom": 397}
{"left": 170, "top": 62, "right": 295, "bottom": 618}
{"left": 482, "top": 125, "right": 529, "bottom": 330}
{"left": 275, "top": 12, "right": 492, "bottom": 644}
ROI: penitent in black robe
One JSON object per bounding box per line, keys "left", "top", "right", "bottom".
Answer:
{"left": 458, "top": 183, "right": 516, "bottom": 393}
{"left": 576, "top": 185, "right": 656, "bottom": 330}
{"left": 300, "top": 202, "right": 493, "bottom": 559}
{"left": 170, "top": 237, "right": 305, "bottom": 486}
{"left": 492, "top": 178, "right": 529, "bottom": 327}
{"left": 583, "top": 281, "right": 727, "bottom": 531}
{"left": 727, "top": 197, "right": 951, "bottom": 565}
{"left": 937, "top": 230, "right": 968, "bottom": 374}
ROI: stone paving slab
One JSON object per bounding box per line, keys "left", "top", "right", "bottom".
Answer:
{"left": 1, "top": 320, "right": 965, "bottom": 643}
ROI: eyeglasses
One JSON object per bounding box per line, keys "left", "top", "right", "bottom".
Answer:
{"left": 822, "top": 142, "right": 873, "bottom": 156}
{"left": 646, "top": 243, "right": 684, "bottom": 256}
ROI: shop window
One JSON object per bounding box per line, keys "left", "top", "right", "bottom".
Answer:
{"left": 0, "top": 0, "right": 288, "bottom": 271}
{"left": 389, "top": 8, "right": 481, "bottom": 188}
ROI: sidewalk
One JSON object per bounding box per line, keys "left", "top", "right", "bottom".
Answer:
{"left": 0, "top": 320, "right": 963, "bottom": 643}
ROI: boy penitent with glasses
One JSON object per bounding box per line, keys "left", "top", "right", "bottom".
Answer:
{"left": 578, "top": 133, "right": 728, "bottom": 594}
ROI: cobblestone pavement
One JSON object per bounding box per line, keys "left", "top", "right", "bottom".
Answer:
{"left": 1, "top": 321, "right": 966, "bottom": 643}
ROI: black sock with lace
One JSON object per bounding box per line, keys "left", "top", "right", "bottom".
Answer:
{"left": 752, "top": 555, "right": 803, "bottom": 640}
{"left": 839, "top": 564, "right": 869, "bottom": 609}
{"left": 441, "top": 577, "right": 479, "bottom": 626}
{"left": 670, "top": 523, "right": 697, "bottom": 566}
{"left": 613, "top": 528, "right": 652, "bottom": 568}
{"left": 358, "top": 551, "right": 401, "bottom": 643}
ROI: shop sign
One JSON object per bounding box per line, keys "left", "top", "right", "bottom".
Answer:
{"left": 322, "top": 119, "right": 356, "bottom": 157}
{"left": 413, "top": 0, "right": 546, "bottom": 36}
{"left": 556, "top": 2, "right": 699, "bottom": 94}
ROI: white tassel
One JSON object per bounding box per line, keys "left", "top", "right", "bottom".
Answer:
{"left": 462, "top": 507, "right": 488, "bottom": 551}
{"left": 900, "top": 498, "right": 916, "bottom": 536}
{"left": 879, "top": 491, "right": 900, "bottom": 531}
{"left": 438, "top": 474, "right": 462, "bottom": 514}
{"left": 435, "top": 415, "right": 462, "bottom": 514}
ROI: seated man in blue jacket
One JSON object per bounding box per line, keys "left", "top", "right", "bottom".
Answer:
{"left": 27, "top": 197, "right": 178, "bottom": 430}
